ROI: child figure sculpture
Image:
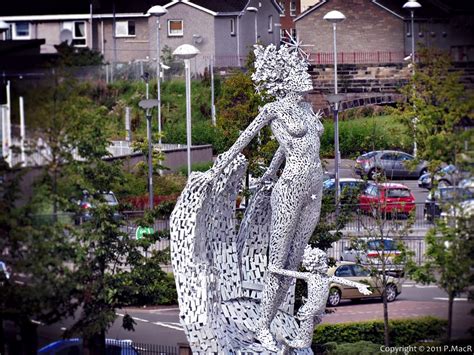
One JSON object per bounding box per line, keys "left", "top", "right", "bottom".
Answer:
{"left": 269, "top": 246, "right": 372, "bottom": 349}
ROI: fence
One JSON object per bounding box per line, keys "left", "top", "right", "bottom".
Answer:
{"left": 309, "top": 51, "right": 406, "bottom": 65}
{"left": 122, "top": 342, "right": 179, "bottom": 354}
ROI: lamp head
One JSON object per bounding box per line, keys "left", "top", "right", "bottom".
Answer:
{"left": 323, "top": 10, "right": 346, "bottom": 23}
{"left": 173, "top": 44, "right": 200, "bottom": 59}
{"left": 147, "top": 5, "right": 168, "bottom": 17}
{"left": 403, "top": 1, "right": 422, "bottom": 10}
{"left": 246, "top": 6, "right": 258, "bottom": 12}
{"left": 0, "top": 20, "right": 9, "bottom": 33}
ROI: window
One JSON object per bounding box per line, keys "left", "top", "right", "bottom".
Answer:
{"left": 290, "top": 0, "right": 297, "bottom": 16}
{"left": 381, "top": 153, "right": 397, "bottom": 161}
{"left": 168, "top": 20, "right": 183, "bottom": 36}
{"left": 291, "top": 28, "right": 297, "bottom": 40}
{"left": 386, "top": 188, "right": 411, "bottom": 198}
{"left": 268, "top": 15, "right": 273, "bottom": 33}
{"left": 352, "top": 265, "right": 370, "bottom": 277}
{"left": 63, "top": 21, "right": 86, "bottom": 46}
{"left": 335, "top": 265, "right": 353, "bottom": 277}
{"left": 230, "top": 18, "right": 235, "bottom": 36}
{"left": 279, "top": 1, "right": 285, "bottom": 16}
{"left": 12, "top": 22, "right": 30, "bottom": 39}
{"left": 115, "top": 20, "right": 136, "bottom": 37}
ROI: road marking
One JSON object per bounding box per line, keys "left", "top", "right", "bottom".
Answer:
{"left": 131, "top": 317, "right": 150, "bottom": 323}
{"left": 153, "top": 321, "right": 183, "bottom": 331}
{"left": 151, "top": 307, "right": 180, "bottom": 313}
{"left": 433, "top": 297, "right": 468, "bottom": 302}
{"left": 415, "top": 285, "right": 438, "bottom": 288}
{"left": 31, "top": 320, "right": 43, "bottom": 325}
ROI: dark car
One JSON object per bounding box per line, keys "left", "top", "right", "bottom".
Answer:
{"left": 73, "top": 191, "right": 121, "bottom": 224}
{"left": 38, "top": 338, "right": 138, "bottom": 355}
{"left": 418, "top": 165, "right": 471, "bottom": 189}
{"left": 355, "top": 150, "right": 428, "bottom": 180}
{"left": 424, "top": 186, "right": 474, "bottom": 221}
{"left": 323, "top": 178, "right": 366, "bottom": 203}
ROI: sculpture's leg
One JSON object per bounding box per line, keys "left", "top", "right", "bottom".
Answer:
{"left": 256, "top": 180, "right": 305, "bottom": 350}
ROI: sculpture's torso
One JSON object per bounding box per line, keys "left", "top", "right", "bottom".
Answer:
{"left": 268, "top": 95, "right": 323, "bottom": 203}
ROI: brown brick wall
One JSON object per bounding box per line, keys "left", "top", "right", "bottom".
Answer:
{"left": 296, "top": 0, "right": 404, "bottom": 54}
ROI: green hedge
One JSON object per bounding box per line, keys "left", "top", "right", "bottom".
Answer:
{"left": 320, "top": 115, "right": 412, "bottom": 158}
{"left": 313, "top": 317, "right": 447, "bottom": 346}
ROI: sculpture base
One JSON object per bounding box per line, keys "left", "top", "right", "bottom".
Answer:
{"left": 211, "top": 298, "right": 313, "bottom": 354}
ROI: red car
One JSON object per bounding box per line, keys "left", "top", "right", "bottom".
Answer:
{"left": 359, "top": 183, "right": 415, "bottom": 216}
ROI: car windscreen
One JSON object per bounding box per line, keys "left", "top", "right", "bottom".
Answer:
{"left": 323, "top": 180, "right": 335, "bottom": 189}
{"left": 439, "top": 188, "right": 473, "bottom": 202}
{"left": 361, "top": 152, "right": 377, "bottom": 159}
{"left": 102, "top": 194, "right": 118, "bottom": 203}
{"left": 386, "top": 188, "right": 411, "bottom": 198}
{"left": 367, "top": 240, "right": 397, "bottom": 251}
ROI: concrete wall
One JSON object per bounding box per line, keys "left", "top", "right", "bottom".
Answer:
{"left": 150, "top": 2, "right": 215, "bottom": 74}
{"left": 238, "top": 0, "right": 281, "bottom": 61}
{"left": 296, "top": 0, "right": 404, "bottom": 54}
{"left": 100, "top": 17, "right": 151, "bottom": 63}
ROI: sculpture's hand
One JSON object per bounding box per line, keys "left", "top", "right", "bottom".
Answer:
{"left": 188, "top": 169, "right": 217, "bottom": 194}
{"left": 357, "top": 285, "right": 372, "bottom": 296}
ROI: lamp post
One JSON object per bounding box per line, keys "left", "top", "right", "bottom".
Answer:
{"left": 324, "top": 10, "right": 346, "bottom": 208}
{"left": 403, "top": 0, "right": 421, "bottom": 157}
{"left": 173, "top": 44, "right": 200, "bottom": 176}
{"left": 139, "top": 99, "right": 159, "bottom": 209}
{"left": 147, "top": 5, "right": 168, "bottom": 145}
{"left": 246, "top": 6, "right": 259, "bottom": 43}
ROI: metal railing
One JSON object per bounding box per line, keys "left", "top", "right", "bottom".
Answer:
{"left": 309, "top": 51, "right": 406, "bottom": 65}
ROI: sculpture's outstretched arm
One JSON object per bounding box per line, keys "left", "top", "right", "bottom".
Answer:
{"left": 330, "top": 276, "right": 372, "bottom": 295}
{"left": 211, "top": 106, "right": 274, "bottom": 176}
{"left": 260, "top": 146, "right": 285, "bottom": 183}
{"left": 268, "top": 265, "right": 309, "bottom": 281}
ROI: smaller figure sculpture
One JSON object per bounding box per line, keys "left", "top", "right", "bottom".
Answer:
{"left": 269, "top": 246, "right": 372, "bottom": 348}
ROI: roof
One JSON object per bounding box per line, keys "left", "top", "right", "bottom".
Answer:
{"left": 379, "top": 183, "right": 411, "bottom": 189}
{"left": 295, "top": 0, "right": 472, "bottom": 22}
{"left": 1, "top": 0, "right": 282, "bottom": 17}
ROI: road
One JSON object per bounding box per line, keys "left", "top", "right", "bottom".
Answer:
{"left": 37, "top": 282, "right": 473, "bottom": 349}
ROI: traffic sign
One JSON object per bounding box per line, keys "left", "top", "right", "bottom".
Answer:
{"left": 135, "top": 226, "right": 154, "bottom": 240}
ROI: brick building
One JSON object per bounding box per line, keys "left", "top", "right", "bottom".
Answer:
{"left": 295, "top": 0, "right": 474, "bottom": 64}
{"left": 277, "top": 0, "right": 301, "bottom": 41}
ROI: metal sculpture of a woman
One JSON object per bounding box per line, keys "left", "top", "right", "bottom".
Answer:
{"left": 170, "top": 44, "right": 324, "bottom": 353}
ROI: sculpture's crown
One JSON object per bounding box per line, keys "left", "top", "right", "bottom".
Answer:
{"left": 251, "top": 44, "right": 311, "bottom": 98}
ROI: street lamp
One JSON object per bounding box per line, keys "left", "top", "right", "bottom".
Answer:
{"left": 139, "top": 98, "right": 159, "bottom": 209}
{"left": 324, "top": 10, "right": 346, "bottom": 208}
{"left": 246, "top": 6, "right": 259, "bottom": 43}
{"left": 147, "top": 5, "right": 168, "bottom": 145}
{"left": 0, "top": 20, "right": 9, "bottom": 40}
{"left": 403, "top": 0, "right": 421, "bottom": 157}
{"left": 173, "top": 44, "right": 200, "bottom": 177}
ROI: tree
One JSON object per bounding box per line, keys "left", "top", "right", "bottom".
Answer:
{"left": 407, "top": 207, "right": 473, "bottom": 341}
{"left": 346, "top": 179, "right": 414, "bottom": 346}
{"left": 398, "top": 47, "right": 473, "bottom": 171}
{"left": 0, "top": 160, "right": 78, "bottom": 354}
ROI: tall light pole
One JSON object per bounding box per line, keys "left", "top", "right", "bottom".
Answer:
{"left": 324, "top": 10, "right": 346, "bottom": 209}
{"left": 246, "top": 6, "right": 259, "bottom": 43}
{"left": 210, "top": 55, "right": 216, "bottom": 126}
{"left": 173, "top": 44, "right": 200, "bottom": 176}
{"left": 403, "top": 0, "right": 421, "bottom": 157}
{"left": 148, "top": 5, "right": 168, "bottom": 145}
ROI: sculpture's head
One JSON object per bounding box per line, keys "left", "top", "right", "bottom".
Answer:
{"left": 252, "top": 44, "right": 313, "bottom": 98}
{"left": 302, "top": 246, "right": 328, "bottom": 273}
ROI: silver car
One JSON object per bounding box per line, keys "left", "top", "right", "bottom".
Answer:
{"left": 355, "top": 150, "right": 428, "bottom": 180}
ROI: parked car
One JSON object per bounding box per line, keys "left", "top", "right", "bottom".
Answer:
{"left": 73, "top": 191, "right": 121, "bottom": 224}
{"left": 327, "top": 262, "right": 402, "bottom": 306}
{"left": 458, "top": 177, "right": 474, "bottom": 192}
{"left": 359, "top": 183, "right": 415, "bottom": 217}
{"left": 38, "top": 338, "right": 138, "bottom": 355}
{"left": 355, "top": 150, "right": 428, "bottom": 180}
{"left": 341, "top": 238, "right": 403, "bottom": 273}
{"left": 424, "top": 186, "right": 474, "bottom": 221}
{"left": 418, "top": 164, "right": 471, "bottom": 189}
{"left": 323, "top": 178, "right": 366, "bottom": 202}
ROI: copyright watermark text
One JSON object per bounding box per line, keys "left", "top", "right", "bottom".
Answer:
{"left": 380, "top": 345, "right": 472, "bottom": 354}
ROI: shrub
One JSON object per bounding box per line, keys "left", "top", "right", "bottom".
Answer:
{"left": 313, "top": 317, "right": 447, "bottom": 346}
{"left": 320, "top": 341, "right": 381, "bottom": 355}
{"left": 177, "top": 161, "right": 213, "bottom": 175}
